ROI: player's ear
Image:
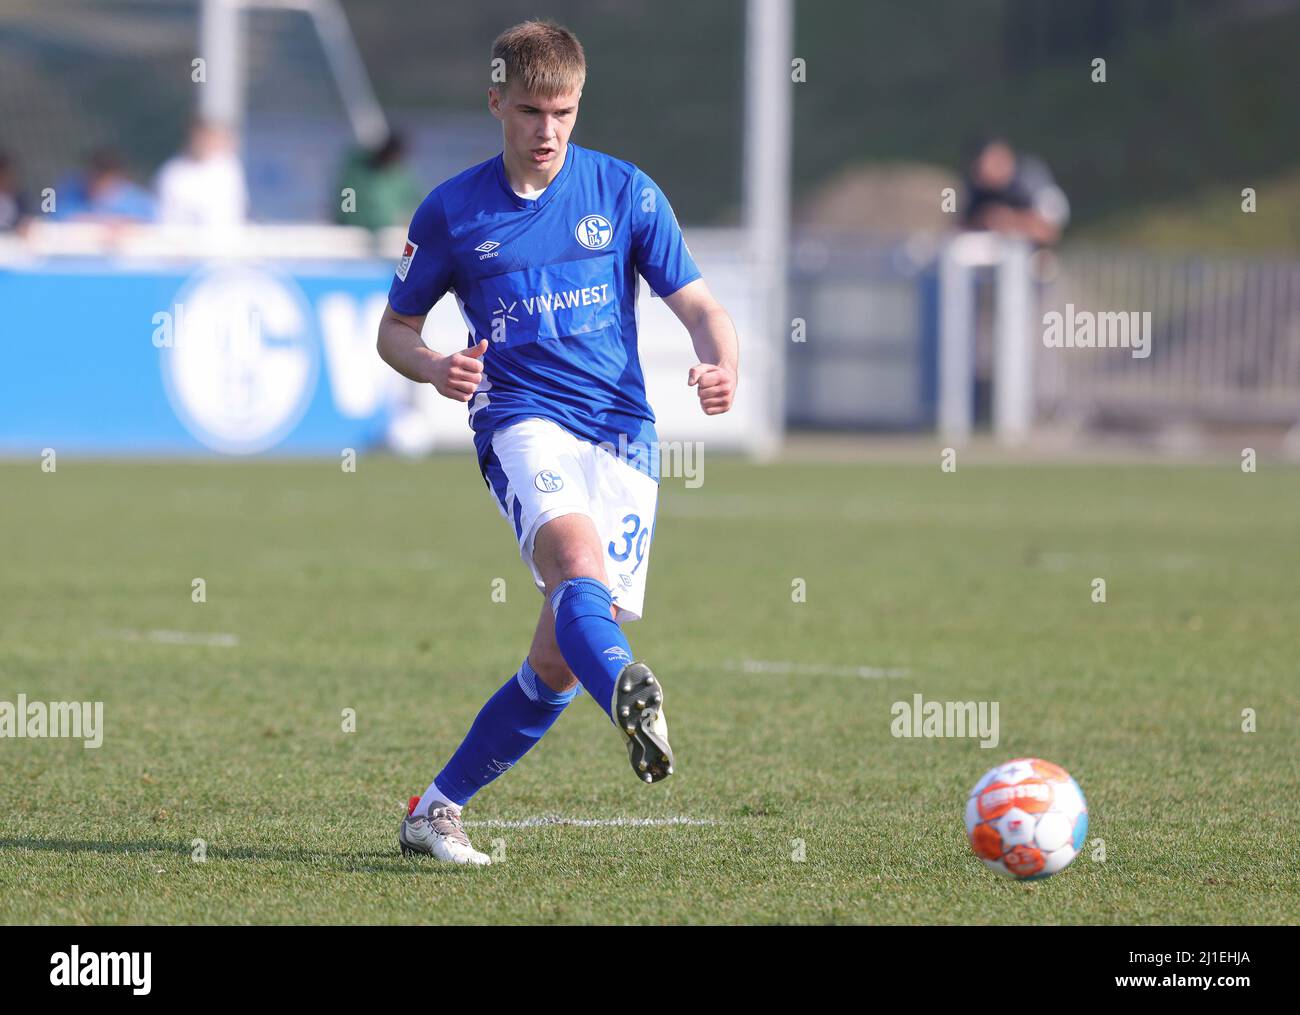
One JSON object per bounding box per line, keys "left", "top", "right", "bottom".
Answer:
{"left": 487, "top": 86, "right": 503, "bottom": 120}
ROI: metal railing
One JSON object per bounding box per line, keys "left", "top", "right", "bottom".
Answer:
{"left": 1036, "top": 249, "right": 1300, "bottom": 426}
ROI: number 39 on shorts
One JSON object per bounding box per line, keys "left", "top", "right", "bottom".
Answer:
{"left": 608, "top": 512, "right": 649, "bottom": 573}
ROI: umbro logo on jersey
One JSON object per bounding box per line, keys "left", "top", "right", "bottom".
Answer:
{"left": 575, "top": 214, "right": 612, "bottom": 250}
{"left": 475, "top": 239, "right": 501, "bottom": 260}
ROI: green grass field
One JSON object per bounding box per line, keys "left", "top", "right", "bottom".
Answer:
{"left": 0, "top": 456, "right": 1296, "bottom": 924}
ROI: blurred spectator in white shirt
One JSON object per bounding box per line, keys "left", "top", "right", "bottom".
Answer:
{"left": 961, "top": 136, "right": 1069, "bottom": 247}
{"left": 155, "top": 120, "right": 248, "bottom": 227}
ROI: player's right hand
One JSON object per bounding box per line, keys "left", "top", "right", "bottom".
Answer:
{"left": 430, "top": 339, "right": 488, "bottom": 401}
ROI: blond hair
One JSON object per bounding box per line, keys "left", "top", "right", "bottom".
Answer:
{"left": 491, "top": 20, "right": 586, "bottom": 98}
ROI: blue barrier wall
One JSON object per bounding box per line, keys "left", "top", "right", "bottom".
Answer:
{"left": 1, "top": 258, "right": 398, "bottom": 455}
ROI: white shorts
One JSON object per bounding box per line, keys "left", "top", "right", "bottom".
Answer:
{"left": 482, "top": 416, "right": 659, "bottom": 622}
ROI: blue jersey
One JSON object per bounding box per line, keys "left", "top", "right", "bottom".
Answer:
{"left": 388, "top": 143, "right": 701, "bottom": 482}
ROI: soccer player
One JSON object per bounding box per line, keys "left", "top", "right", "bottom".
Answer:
{"left": 378, "top": 20, "right": 739, "bottom": 864}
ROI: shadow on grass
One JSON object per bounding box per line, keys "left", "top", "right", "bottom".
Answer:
{"left": 0, "top": 836, "right": 477, "bottom": 875}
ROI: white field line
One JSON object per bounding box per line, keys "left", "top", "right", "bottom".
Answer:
{"left": 1028, "top": 551, "right": 1201, "bottom": 572}
{"left": 108, "top": 629, "right": 240, "bottom": 647}
{"left": 659, "top": 496, "right": 1014, "bottom": 523}
{"left": 728, "top": 659, "right": 909, "bottom": 679}
{"left": 466, "top": 816, "right": 720, "bottom": 829}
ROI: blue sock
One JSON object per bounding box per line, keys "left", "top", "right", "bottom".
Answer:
{"left": 428, "top": 660, "right": 577, "bottom": 807}
{"left": 550, "top": 577, "right": 633, "bottom": 722}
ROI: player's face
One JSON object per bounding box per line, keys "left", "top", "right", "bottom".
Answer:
{"left": 489, "top": 86, "right": 581, "bottom": 178}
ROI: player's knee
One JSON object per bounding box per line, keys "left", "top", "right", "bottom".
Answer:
{"left": 554, "top": 550, "right": 604, "bottom": 584}
{"left": 544, "top": 533, "right": 604, "bottom": 582}
{"left": 534, "top": 515, "right": 604, "bottom": 585}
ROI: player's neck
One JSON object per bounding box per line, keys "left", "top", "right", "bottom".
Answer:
{"left": 502, "top": 144, "right": 568, "bottom": 198}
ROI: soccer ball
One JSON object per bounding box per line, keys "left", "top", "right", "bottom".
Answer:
{"left": 965, "top": 757, "right": 1088, "bottom": 880}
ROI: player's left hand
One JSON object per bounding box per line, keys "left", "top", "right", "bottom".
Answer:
{"left": 687, "top": 363, "right": 736, "bottom": 416}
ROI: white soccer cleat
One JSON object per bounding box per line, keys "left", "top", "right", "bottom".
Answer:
{"left": 398, "top": 797, "right": 492, "bottom": 865}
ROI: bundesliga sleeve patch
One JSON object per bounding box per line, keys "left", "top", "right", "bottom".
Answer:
{"left": 395, "top": 238, "right": 418, "bottom": 282}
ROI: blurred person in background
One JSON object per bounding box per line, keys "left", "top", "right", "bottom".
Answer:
{"left": 961, "top": 135, "right": 1069, "bottom": 246}
{"left": 333, "top": 131, "right": 421, "bottom": 231}
{"left": 0, "top": 151, "right": 34, "bottom": 234}
{"left": 154, "top": 119, "right": 248, "bottom": 227}
{"left": 53, "top": 148, "right": 155, "bottom": 222}
{"left": 961, "top": 135, "right": 1069, "bottom": 426}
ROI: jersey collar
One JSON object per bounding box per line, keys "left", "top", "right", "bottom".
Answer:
{"left": 495, "top": 142, "right": 577, "bottom": 211}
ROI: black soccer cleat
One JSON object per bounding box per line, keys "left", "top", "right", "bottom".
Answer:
{"left": 610, "top": 662, "right": 674, "bottom": 784}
